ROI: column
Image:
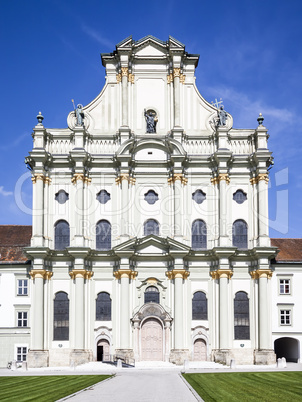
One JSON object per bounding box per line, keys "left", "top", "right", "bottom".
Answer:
{"left": 32, "top": 174, "right": 44, "bottom": 245}
{"left": 69, "top": 270, "right": 85, "bottom": 349}
{"left": 121, "top": 174, "right": 129, "bottom": 237}
{"left": 257, "top": 175, "right": 269, "bottom": 246}
{"left": 114, "top": 269, "right": 137, "bottom": 353}
{"left": 173, "top": 176, "right": 182, "bottom": 238}
{"left": 121, "top": 67, "right": 128, "bottom": 126}
{"left": 210, "top": 268, "right": 233, "bottom": 350}
{"left": 164, "top": 321, "right": 171, "bottom": 362}
{"left": 72, "top": 174, "right": 84, "bottom": 246}
{"left": 173, "top": 68, "right": 180, "bottom": 127}
{"left": 257, "top": 270, "right": 272, "bottom": 350}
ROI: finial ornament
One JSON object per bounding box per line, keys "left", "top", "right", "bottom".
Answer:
{"left": 257, "top": 113, "right": 264, "bottom": 126}
{"left": 36, "top": 111, "right": 44, "bottom": 125}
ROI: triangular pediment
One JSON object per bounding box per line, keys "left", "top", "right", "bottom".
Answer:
{"left": 113, "top": 235, "right": 190, "bottom": 256}
{"left": 135, "top": 44, "right": 166, "bottom": 57}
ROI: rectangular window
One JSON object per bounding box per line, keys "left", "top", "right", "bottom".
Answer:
{"left": 17, "top": 312, "right": 28, "bottom": 327}
{"left": 280, "top": 310, "right": 291, "bottom": 325}
{"left": 280, "top": 279, "right": 290, "bottom": 294}
{"left": 17, "top": 279, "right": 28, "bottom": 296}
{"left": 16, "top": 347, "right": 27, "bottom": 362}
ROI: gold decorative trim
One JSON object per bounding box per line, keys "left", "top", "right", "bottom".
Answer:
{"left": 84, "top": 176, "right": 92, "bottom": 185}
{"left": 167, "top": 174, "right": 188, "bottom": 185}
{"left": 167, "top": 73, "right": 173, "bottom": 84}
{"left": 71, "top": 173, "right": 85, "bottom": 184}
{"left": 210, "top": 269, "right": 233, "bottom": 280}
{"left": 147, "top": 277, "right": 158, "bottom": 285}
{"left": 121, "top": 67, "right": 128, "bottom": 77}
{"left": 115, "top": 174, "right": 136, "bottom": 185}
{"left": 173, "top": 68, "right": 181, "bottom": 78}
{"left": 116, "top": 73, "right": 122, "bottom": 83}
{"left": 211, "top": 173, "right": 230, "bottom": 185}
{"left": 166, "top": 269, "right": 190, "bottom": 280}
{"left": 69, "top": 269, "right": 94, "bottom": 280}
{"left": 179, "top": 74, "right": 186, "bottom": 84}
{"left": 114, "top": 269, "right": 138, "bottom": 280}
{"left": 128, "top": 73, "right": 134, "bottom": 84}
{"left": 31, "top": 174, "right": 52, "bottom": 184}
{"left": 250, "top": 269, "right": 273, "bottom": 279}
{"left": 30, "top": 269, "right": 53, "bottom": 280}
{"left": 250, "top": 174, "right": 269, "bottom": 185}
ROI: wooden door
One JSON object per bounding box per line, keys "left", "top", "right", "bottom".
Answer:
{"left": 97, "top": 339, "right": 109, "bottom": 361}
{"left": 141, "top": 318, "right": 163, "bottom": 361}
{"left": 193, "top": 339, "right": 207, "bottom": 361}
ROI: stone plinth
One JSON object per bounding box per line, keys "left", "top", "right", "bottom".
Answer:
{"left": 254, "top": 349, "right": 276, "bottom": 365}
{"left": 169, "top": 349, "right": 190, "bottom": 365}
{"left": 70, "top": 350, "right": 93, "bottom": 367}
{"left": 115, "top": 349, "right": 134, "bottom": 360}
{"left": 27, "top": 350, "right": 49, "bottom": 368}
{"left": 213, "top": 349, "right": 231, "bottom": 365}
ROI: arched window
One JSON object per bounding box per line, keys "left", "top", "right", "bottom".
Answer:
{"left": 144, "top": 219, "right": 159, "bottom": 236}
{"left": 96, "top": 220, "right": 111, "bottom": 250}
{"left": 54, "top": 292, "right": 69, "bottom": 340}
{"left": 234, "top": 291, "right": 250, "bottom": 340}
{"left": 54, "top": 220, "right": 70, "bottom": 250}
{"left": 192, "top": 220, "right": 207, "bottom": 250}
{"left": 144, "top": 286, "right": 159, "bottom": 304}
{"left": 96, "top": 292, "right": 111, "bottom": 321}
{"left": 232, "top": 220, "right": 248, "bottom": 249}
{"left": 192, "top": 291, "right": 208, "bottom": 320}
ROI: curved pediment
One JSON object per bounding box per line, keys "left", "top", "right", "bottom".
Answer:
{"left": 132, "top": 302, "right": 172, "bottom": 324}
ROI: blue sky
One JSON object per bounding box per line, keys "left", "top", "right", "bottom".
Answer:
{"left": 0, "top": 0, "right": 301, "bottom": 238}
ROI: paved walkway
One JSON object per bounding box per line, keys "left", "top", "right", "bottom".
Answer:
{"left": 64, "top": 370, "right": 199, "bottom": 402}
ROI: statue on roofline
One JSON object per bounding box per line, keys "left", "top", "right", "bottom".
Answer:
{"left": 72, "top": 99, "right": 85, "bottom": 126}
{"left": 217, "top": 105, "right": 228, "bottom": 126}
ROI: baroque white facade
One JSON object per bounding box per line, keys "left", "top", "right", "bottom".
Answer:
{"left": 1, "top": 36, "right": 301, "bottom": 368}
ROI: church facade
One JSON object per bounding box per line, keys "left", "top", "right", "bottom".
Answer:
{"left": 0, "top": 36, "right": 301, "bottom": 368}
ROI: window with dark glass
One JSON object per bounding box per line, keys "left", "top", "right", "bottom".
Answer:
{"left": 17, "top": 312, "right": 28, "bottom": 327}
{"left": 96, "top": 220, "right": 111, "bottom": 250}
{"left": 192, "top": 220, "right": 207, "bottom": 250}
{"left": 17, "top": 279, "right": 28, "bottom": 295}
{"left": 144, "top": 219, "right": 159, "bottom": 236}
{"left": 55, "top": 189, "right": 69, "bottom": 204}
{"left": 54, "top": 220, "right": 70, "bottom": 250}
{"left": 17, "top": 347, "right": 27, "bottom": 362}
{"left": 234, "top": 291, "right": 250, "bottom": 340}
{"left": 54, "top": 292, "right": 69, "bottom": 341}
{"left": 96, "top": 190, "right": 111, "bottom": 204}
{"left": 144, "top": 286, "right": 160, "bottom": 304}
{"left": 192, "top": 291, "right": 208, "bottom": 320}
{"left": 233, "top": 190, "right": 247, "bottom": 204}
{"left": 144, "top": 190, "right": 159, "bottom": 205}
{"left": 232, "top": 220, "right": 248, "bottom": 249}
{"left": 192, "top": 190, "right": 206, "bottom": 204}
{"left": 280, "top": 310, "right": 291, "bottom": 325}
{"left": 280, "top": 279, "right": 290, "bottom": 294}
{"left": 96, "top": 292, "right": 112, "bottom": 321}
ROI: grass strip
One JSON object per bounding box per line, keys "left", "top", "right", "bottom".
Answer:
{"left": 182, "top": 372, "right": 302, "bottom": 402}
{"left": 0, "top": 375, "right": 111, "bottom": 401}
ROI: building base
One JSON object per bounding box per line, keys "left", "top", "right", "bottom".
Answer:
{"left": 169, "top": 349, "right": 190, "bottom": 365}
{"left": 212, "top": 349, "right": 232, "bottom": 365}
{"left": 115, "top": 349, "right": 134, "bottom": 362}
{"left": 70, "top": 350, "right": 93, "bottom": 367}
{"left": 27, "top": 350, "right": 49, "bottom": 368}
{"left": 254, "top": 349, "right": 276, "bottom": 365}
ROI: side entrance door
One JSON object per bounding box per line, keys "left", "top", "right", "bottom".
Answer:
{"left": 193, "top": 339, "right": 207, "bottom": 361}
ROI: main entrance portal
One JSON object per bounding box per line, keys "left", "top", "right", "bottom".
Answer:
{"left": 193, "top": 339, "right": 207, "bottom": 361}
{"left": 141, "top": 318, "right": 163, "bottom": 361}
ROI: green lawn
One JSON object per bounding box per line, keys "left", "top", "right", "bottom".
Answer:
{"left": 183, "top": 372, "right": 302, "bottom": 402}
{"left": 0, "top": 375, "right": 111, "bottom": 401}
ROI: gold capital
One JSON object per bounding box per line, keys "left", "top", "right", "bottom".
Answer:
{"left": 71, "top": 173, "right": 84, "bottom": 184}
{"left": 168, "top": 174, "right": 188, "bottom": 185}
{"left": 121, "top": 67, "right": 128, "bottom": 77}
{"left": 166, "top": 269, "right": 190, "bottom": 280}
{"left": 250, "top": 174, "right": 269, "bottom": 185}
{"left": 173, "top": 68, "right": 181, "bottom": 77}
{"left": 250, "top": 269, "right": 273, "bottom": 279}
{"left": 210, "top": 269, "right": 233, "bottom": 280}
{"left": 211, "top": 173, "right": 230, "bottom": 185}
{"left": 128, "top": 73, "right": 134, "bottom": 84}
{"left": 30, "top": 269, "right": 53, "bottom": 280}
{"left": 114, "top": 269, "right": 138, "bottom": 280}
{"left": 69, "top": 269, "right": 94, "bottom": 280}
{"left": 32, "top": 174, "right": 51, "bottom": 184}
{"left": 116, "top": 73, "right": 122, "bottom": 83}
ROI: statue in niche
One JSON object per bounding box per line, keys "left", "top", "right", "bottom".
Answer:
{"left": 144, "top": 109, "right": 158, "bottom": 133}
{"left": 217, "top": 105, "right": 228, "bottom": 126}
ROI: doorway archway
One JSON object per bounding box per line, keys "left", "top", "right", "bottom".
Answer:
{"left": 193, "top": 339, "right": 207, "bottom": 361}
{"left": 141, "top": 318, "right": 163, "bottom": 361}
{"left": 274, "top": 337, "right": 299, "bottom": 362}
{"left": 97, "top": 339, "right": 110, "bottom": 362}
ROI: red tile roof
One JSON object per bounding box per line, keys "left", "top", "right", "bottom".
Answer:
{"left": 0, "top": 225, "right": 32, "bottom": 263}
{"left": 271, "top": 238, "right": 302, "bottom": 262}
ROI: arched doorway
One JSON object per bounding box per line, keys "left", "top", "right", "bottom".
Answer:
{"left": 97, "top": 339, "right": 110, "bottom": 362}
{"left": 141, "top": 318, "right": 163, "bottom": 361}
{"left": 193, "top": 339, "right": 207, "bottom": 361}
{"left": 274, "top": 337, "right": 299, "bottom": 363}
